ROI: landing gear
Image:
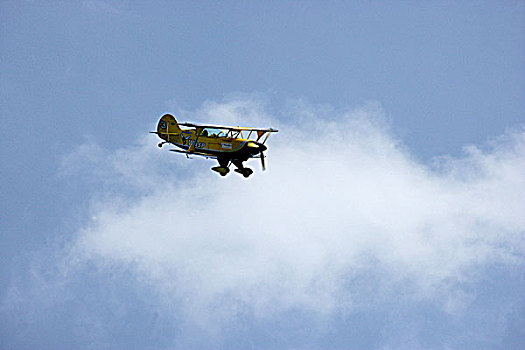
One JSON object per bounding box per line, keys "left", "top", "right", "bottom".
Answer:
{"left": 231, "top": 159, "right": 253, "bottom": 178}
{"left": 158, "top": 141, "right": 167, "bottom": 148}
{"left": 212, "top": 158, "right": 253, "bottom": 178}
{"left": 211, "top": 166, "right": 230, "bottom": 176}
{"left": 212, "top": 157, "right": 232, "bottom": 177}
{"left": 234, "top": 167, "right": 253, "bottom": 178}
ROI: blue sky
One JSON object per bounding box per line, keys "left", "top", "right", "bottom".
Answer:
{"left": 1, "top": 1, "right": 524, "bottom": 349}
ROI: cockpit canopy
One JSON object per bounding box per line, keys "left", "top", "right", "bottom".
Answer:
{"left": 201, "top": 128, "right": 225, "bottom": 138}
{"left": 201, "top": 128, "right": 258, "bottom": 140}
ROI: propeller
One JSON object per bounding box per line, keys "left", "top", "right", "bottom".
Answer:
{"left": 247, "top": 141, "right": 267, "bottom": 171}
{"left": 260, "top": 151, "right": 266, "bottom": 171}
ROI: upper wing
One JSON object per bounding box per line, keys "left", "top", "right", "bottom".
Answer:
{"left": 178, "top": 122, "right": 278, "bottom": 133}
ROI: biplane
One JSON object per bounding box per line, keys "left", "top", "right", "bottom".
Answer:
{"left": 151, "top": 114, "right": 278, "bottom": 177}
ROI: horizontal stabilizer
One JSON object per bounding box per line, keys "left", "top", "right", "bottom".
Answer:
{"left": 150, "top": 131, "right": 180, "bottom": 135}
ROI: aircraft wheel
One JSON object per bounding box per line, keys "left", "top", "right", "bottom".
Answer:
{"left": 242, "top": 168, "right": 253, "bottom": 178}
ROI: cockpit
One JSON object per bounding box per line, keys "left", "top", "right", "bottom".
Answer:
{"left": 202, "top": 128, "right": 225, "bottom": 138}
{"left": 200, "top": 128, "right": 266, "bottom": 141}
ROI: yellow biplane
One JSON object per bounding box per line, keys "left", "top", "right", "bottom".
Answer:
{"left": 151, "top": 114, "right": 278, "bottom": 177}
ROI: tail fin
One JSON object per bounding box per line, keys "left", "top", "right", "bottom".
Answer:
{"left": 157, "top": 114, "right": 182, "bottom": 143}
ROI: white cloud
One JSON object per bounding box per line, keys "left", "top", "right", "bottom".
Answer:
{"left": 6, "top": 97, "right": 525, "bottom": 347}
{"left": 72, "top": 98, "right": 524, "bottom": 317}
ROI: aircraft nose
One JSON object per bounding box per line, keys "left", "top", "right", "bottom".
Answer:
{"left": 246, "top": 141, "right": 266, "bottom": 154}
{"left": 247, "top": 141, "right": 266, "bottom": 149}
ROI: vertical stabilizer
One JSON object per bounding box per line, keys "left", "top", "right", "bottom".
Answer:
{"left": 157, "top": 114, "right": 182, "bottom": 144}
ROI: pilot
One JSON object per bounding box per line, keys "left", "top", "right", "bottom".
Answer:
{"left": 202, "top": 130, "right": 208, "bottom": 137}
